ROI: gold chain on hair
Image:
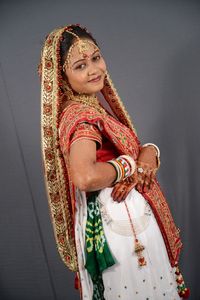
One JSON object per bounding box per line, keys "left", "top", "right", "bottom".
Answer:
{"left": 62, "top": 30, "right": 99, "bottom": 71}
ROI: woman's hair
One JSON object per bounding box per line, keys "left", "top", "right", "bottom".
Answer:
{"left": 60, "top": 25, "right": 98, "bottom": 67}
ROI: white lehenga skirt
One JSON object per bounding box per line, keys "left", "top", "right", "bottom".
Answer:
{"left": 74, "top": 187, "right": 181, "bottom": 300}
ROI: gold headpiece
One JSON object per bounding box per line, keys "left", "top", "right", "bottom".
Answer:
{"left": 62, "top": 30, "right": 99, "bottom": 71}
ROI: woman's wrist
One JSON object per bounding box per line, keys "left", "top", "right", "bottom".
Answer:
{"left": 141, "top": 143, "right": 161, "bottom": 169}
{"left": 142, "top": 143, "right": 160, "bottom": 158}
{"left": 107, "top": 155, "right": 136, "bottom": 185}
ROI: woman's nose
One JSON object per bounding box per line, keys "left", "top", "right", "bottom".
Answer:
{"left": 87, "top": 63, "right": 97, "bottom": 76}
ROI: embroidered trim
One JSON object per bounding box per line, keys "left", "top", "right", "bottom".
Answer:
{"left": 70, "top": 122, "right": 102, "bottom": 148}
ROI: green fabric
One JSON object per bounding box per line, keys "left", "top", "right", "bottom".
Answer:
{"left": 85, "top": 192, "right": 115, "bottom": 300}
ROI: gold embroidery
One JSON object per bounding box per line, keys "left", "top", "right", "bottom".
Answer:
{"left": 70, "top": 122, "right": 102, "bottom": 148}
{"left": 41, "top": 28, "right": 78, "bottom": 271}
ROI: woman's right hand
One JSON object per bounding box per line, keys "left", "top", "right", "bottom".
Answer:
{"left": 111, "top": 172, "right": 138, "bottom": 202}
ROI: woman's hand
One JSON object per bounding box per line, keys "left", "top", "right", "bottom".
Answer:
{"left": 111, "top": 172, "right": 138, "bottom": 202}
{"left": 136, "top": 145, "right": 158, "bottom": 193}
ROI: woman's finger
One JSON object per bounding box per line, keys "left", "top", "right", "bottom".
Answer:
{"left": 116, "top": 188, "right": 127, "bottom": 202}
{"left": 142, "top": 176, "right": 148, "bottom": 192}
{"left": 136, "top": 182, "right": 142, "bottom": 193}
{"left": 143, "top": 170, "right": 151, "bottom": 192}
{"left": 137, "top": 172, "right": 145, "bottom": 192}
{"left": 117, "top": 184, "right": 135, "bottom": 202}
{"left": 149, "top": 169, "right": 156, "bottom": 189}
{"left": 138, "top": 172, "right": 145, "bottom": 184}
{"left": 111, "top": 182, "right": 122, "bottom": 198}
{"left": 112, "top": 185, "right": 127, "bottom": 202}
{"left": 112, "top": 172, "right": 139, "bottom": 201}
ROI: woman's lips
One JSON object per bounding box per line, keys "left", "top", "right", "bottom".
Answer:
{"left": 88, "top": 75, "right": 101, "bottom": 83}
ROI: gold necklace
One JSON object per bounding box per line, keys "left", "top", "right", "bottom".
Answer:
{"left": 62, "top": 80, "right": 106, "bottom": 115}
{"left": 73, "top": 94, "right": 106, "bottom": 115}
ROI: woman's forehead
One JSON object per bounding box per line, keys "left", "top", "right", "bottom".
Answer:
{"left": 69, "top": 41, "right": 99, "bottom": 64}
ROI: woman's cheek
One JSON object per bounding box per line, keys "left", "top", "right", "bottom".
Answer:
{"left": 100, "top": 59, "right": 107, "bottom": 72}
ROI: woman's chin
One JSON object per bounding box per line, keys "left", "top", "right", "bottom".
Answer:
{"left": 88, "top": 82, "right": 104, "bottom": 94}
{"left": 84, "top": 86, "right": 103, "bottom": 95}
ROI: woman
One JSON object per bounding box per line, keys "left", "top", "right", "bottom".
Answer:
{"left": 40, "top": 24, "right": 189, "bottom": 299}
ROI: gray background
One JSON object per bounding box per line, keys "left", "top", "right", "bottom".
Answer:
{"left": 0, "top": 0, "right": 199, "bottom": 299}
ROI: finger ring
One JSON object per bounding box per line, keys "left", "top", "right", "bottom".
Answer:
{"left": 137, "top": 167, "right": 144, "bottom": 174}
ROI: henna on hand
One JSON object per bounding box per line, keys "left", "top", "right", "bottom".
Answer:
{"left": 135, "top": 145, "right": 159, "bottom": 193}
{"left": 111, "top": 173, "right": 138, "bottom": 202}
{"left": 136, "top": 161, "right": 157, "bottom": 193}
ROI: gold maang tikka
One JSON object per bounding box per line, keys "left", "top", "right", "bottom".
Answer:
{"left": 62, "top": 30, "right": 100, "bottom": 71}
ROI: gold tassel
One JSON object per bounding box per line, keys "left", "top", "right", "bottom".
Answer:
{"left": 124, "top": 200, "right": 147, "bottom": 267}
{"left": 134, "top": 239, "right": 147, "bottom": 267}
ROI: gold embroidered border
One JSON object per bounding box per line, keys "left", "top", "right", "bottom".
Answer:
{"left": 41, "top": 28, "right": 78, "bottom": 271}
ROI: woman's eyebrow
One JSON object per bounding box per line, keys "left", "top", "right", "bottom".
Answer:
{"left": 72, "top": 58, "right": 85, "bottom": 67}
{"left": 72, "top": 49, "right": 100, "bottom": 67}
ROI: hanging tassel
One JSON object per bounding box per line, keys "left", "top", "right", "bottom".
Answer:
{"left": 174, "top": 262, "right": 190, "bottom": 298}
{"left": 124, "top": 200, "right": 147, "bottom": 267}
{"left": 134, "top": 239, "right": 147, "bottom": 267}
{"left": 74, "top": 272, "right": 80, "bottom": 290}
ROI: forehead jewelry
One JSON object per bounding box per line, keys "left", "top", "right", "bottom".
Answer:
{"left": 62, "top": 30, "right": 99, "bottom": 71}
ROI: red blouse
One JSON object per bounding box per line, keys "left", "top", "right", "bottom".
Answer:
{"left": 69, "top": 122, "right": 119, "bottom": 162}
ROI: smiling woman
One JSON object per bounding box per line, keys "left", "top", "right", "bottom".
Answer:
{"left": 40, "top": 24, "right": 189, "bottom": 299}
{"left": 63, "top": 41, "right": 106, "bottom": 95}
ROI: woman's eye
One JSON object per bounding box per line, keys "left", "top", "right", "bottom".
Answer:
{"left": 75, "top": 63, "right": 86, "bottom": 70}
{"left": 93, "top": 55, "right": 101, "bottom": 61}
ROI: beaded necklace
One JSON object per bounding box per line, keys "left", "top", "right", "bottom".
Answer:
{"left": 73, "top": 94, "right": 106, "bottom": 115}
{"left": 62, "top": 79, "right": 106, "bottom": 115}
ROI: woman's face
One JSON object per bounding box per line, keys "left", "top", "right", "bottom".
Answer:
{"left": 64, "top": 39, "right": 107, "bottom": 95}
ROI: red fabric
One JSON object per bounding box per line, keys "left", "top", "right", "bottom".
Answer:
{"left": 96, "top": 136, "right": 119, "bottom": 162}
{"left": 67, "top": 120, "right": 119, "bottom": 162}
{"left": 69, "top": 122, "right": 102, "bottom": 148}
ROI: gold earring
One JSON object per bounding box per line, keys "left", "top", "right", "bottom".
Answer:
{"left": 62, "top": 80, "right": 74, "bottom": 100}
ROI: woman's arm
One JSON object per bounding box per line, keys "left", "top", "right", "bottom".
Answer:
{"left": 69, "top": 139, "right": 117, "bottom": 191}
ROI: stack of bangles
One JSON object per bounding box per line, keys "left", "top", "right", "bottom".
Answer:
{"left": 107, "top": 143, "right": 160, "bottom": 184}
{"left": 107, "top": 155, "right": 136, "bottom": 184}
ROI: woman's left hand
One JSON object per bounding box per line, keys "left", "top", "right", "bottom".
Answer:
{"left": 136, "top": 145, "right": 158, "bottom": 193}
{"left": 111, "top": 172, "right": 138, "bottom": 202}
